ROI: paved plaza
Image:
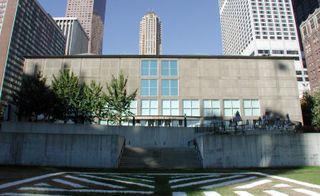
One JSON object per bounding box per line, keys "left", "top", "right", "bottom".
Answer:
{"left": 0, "top": 171, "right": 320, "bottom": 195}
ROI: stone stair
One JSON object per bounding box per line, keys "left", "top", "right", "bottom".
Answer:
{"left": 118, "top": 146, "right": 202, "bottom": 169}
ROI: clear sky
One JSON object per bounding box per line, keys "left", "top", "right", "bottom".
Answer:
{"left": 38, "top": 0, "right": 222, "bottom": 55}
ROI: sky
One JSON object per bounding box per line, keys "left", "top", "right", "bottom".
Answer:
{"left": 38, "top": 0, "right": 222, "bottom": 55}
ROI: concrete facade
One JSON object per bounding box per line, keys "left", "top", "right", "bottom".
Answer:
{"left": 196, "top": 133, "right": 320, "bottom": 168}
{"left": 24, "top": 55, "right": 303, "bottom": 124}
{"left": 0, "top": 131, "right": 124, "bottom": 168}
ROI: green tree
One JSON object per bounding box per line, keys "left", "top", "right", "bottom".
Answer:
{"left": 105, "top": 72, "right": 137, "bottom": 125}
{"left": 312, "top": 90, "right": 320, "bottom": 127}
{"left": 13, "top": 72, "right": 58, "bottom": 121}
{"left": 301, "top": 91, "right": 314, "bottom": 126}
{"left": 51, "top": 70, "right": 84, "bottom": 123}
{"left": 82, "top": 81, "right": 107, "bottom": 123}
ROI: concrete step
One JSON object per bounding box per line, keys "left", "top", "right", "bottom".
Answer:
{"left": 119, "top": 147, "right": 202, "bottom": 169}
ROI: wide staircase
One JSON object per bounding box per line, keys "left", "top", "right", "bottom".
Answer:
{"left": 119, "top": 146, "right": 202, "bottom": 169}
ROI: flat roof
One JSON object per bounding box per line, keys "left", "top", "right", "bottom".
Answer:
{"left": 24, "top": 54, "right": 297, "bottom": 60}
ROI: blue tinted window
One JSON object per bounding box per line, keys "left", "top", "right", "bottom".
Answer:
{"left": 141, "top": 80, "right": 157, "bottom": 96}
{"left": 162, "top": 80, "right": 178, "bottom": 96}
{"left": 141, "top": 60, "right": 157, "bottom": 76}
{"left": 161, "top": 60, "right": 178, "bottom": 76}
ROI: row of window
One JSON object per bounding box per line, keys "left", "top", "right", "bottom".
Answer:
{"left": 141, "top": 60, "right": 178, "bottom": 77}
{"left": 130, "top": 99, "right": 260, "bottom": 117}
{"left": 141, "top": 79, "right": 178, "bottom": 96}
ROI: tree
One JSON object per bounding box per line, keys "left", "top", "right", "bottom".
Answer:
{"left": 82, "top": 81, "right": 107, "bottom": 123}
{"left": 312, "top": 90, "right": 320, "bottom": 127}
{"left": 105, "top": 72, "right": 137, "bottom": 125}
{"left": 13, "top": 72, "right": 58, "bottom": 121}
{"left": 51, "top": 70, "right": 84, "bottom": 123}
{"left": 301, "top": 91, "right": 314, "bottom": 126}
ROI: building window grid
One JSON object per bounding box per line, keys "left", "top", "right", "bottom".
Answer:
{"left": 183, "top": 100, "right": 200, "bottom": 117}
{"left": 162, "top": 100, "right": 179, "bottom": 116}
{"left": 141, "top": 79, "right": 157, "bottom": 97}
{"left": 223, "top": 100, "right": 240, "bottom": 117}
{"left": 243, "top": 99, "right": 260, "bottom": 116}
{"left": 203, "top": 100, "right": 221, "bottom": 116}
{"left": 141, "top": 100, "right": 158, "bottom": 116}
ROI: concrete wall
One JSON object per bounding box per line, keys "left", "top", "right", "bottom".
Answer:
{"left": 0, "top": 132, "right": 124, "bottom": 168}
{"left": 23, "top": 56, "right": 302, "bottom": 122}
{"left": 2, "top": 122, "right": 195, "bottom": 147}
{"left": 196, "top": 133, "right": 320, "bottom": 168}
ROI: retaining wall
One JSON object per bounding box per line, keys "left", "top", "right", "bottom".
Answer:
{"left": 1, "top": 122, "right": 195, "bottom": 147}
{"left": 196, "top": 133, "right": 320, "bottom": 168}
{"left": 0, "top": 132, "right": 124, "bottom": 168}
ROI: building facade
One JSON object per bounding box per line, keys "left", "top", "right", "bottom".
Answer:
{"left": 66, "top": 0, "right": 106, "bottom": 55}
{"left": 24, "top": 55, "right": 302, "bottom": 126}
{"left": 219, "top": 0, "right": 309, "bottom": 96}
{"left": 300, "top": 8, "right": 320, "bottom": 92}
{"left": 0, "top": 0, "right": 65, "bottom": 109}
{"left": 139, "top": 12, "right": 162, "bottom": 55}
{"left": 0, "top": 0, "right": 7, "bottom": 34}
{"left": 54, "top": 17, "right": 89, "bottom": 55}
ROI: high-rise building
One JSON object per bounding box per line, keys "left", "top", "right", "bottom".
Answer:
{"left": 54, "top": 17, "right": 89, "bottom": 55}
{"left": 0, "top": 0, "right": 65, "bottom": 116}
{"left": 219, "top": 0, "right": 309, "bottom": 96}
{"left": 66, "top": 0, "right": 106, "bottom": 55}
{"left": 300, "top": 8, "right": 320, "bottom": 92}
{"left": 292, "top": 0, "right": 320, "bottom": 28}
{"left": 0, "top": 0, "right": 7, "bottom": 34}
{"left": 139, "top": 12, "right": 162, "bottom": 55}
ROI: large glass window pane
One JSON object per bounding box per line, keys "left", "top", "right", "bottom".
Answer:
{"left": 130, "top": 100, "right": 137, "bottom": 115}
{"left": 141, "top": 60, "right": 157, "bottom": 76}
{"left": 150, "top": 60, "right": 157, "bottom": 76}
{"left": 162, "top": 100, "right": 179, "bottom": 116}
{"left": 161, "top": 60, "right": 169, "bottom": 76}
{"left": 183, "top": 100, "right": 200, "bottom": 116}
{"left": 162, "top": 80, "right": 178, "bottom": 96}
{"left": 203, "top": 100, "right": 220, "bottom": 116}
{"left": 161, "top": 60, "right": 178, "bottom": 76}
{"left": 141, "top": 80, "right": 157, "bottom": 96}
{"left": 224, "top": 99, "right": 240, "bottom": 117}
{"left": 141, "top": 100, "right": 158, "bottom": 115}
{"left": 244, "top": 99, "right": 260, "bottom": 116}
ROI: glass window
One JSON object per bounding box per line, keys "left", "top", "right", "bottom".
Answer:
{"left": 130, "top": 100, "right": 137, "bottom": 115}
{"left": 162, "top": 80, "right": 178, "bottom": 96}
{"left": 183, "top": 100, "right": 200, "bottom": 116}
{"left": 161, "top": 60, "right": 178, "bottom": 76}
{"left": 141, "top": 80, "right": 157, "bottom": 96}
{"left": 141, "top": 100, "right": 158, "bottom": 115}
{"left": 243, "top": 99, "right": 260, "bottom": 116}
{"left": 162, "top": 100, "right": 179, "bottom": 116}
{"left": 223, "top": 100, "right": 240, "bottom": 117}
{"left": 141, "top": 60, "right": 157, "bottom": 76}
{"left": 203, "top": 100, "right": 220, "bottom": 116}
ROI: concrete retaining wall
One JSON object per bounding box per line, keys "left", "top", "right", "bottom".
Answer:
{"left": 2, "top": 122, "right": 195, "bottom": 147}
{"left": 196, "top": 134, "right": 320, "bottom": 168}
{"left": 0, "top": 132, "right": 125, "bottom": 168}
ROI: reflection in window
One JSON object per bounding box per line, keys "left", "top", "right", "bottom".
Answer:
{"left": 183, "top": 100, "right": 200, "bottom": 116}
{"left": 141, "top": 80, "right": 157, "bottom": 96}
{"left": 141, "top": 60, "right": 157, "bottom": 76}
{"left": 244, "top": 99, "right": 260, "bottom": 116}
{"left": 161, "top": 60, "right": 177, "bottom": 76}
{"left": 141, "top": 100, "right": 158, "bottom": 115}
{"left": 223, "top": 100, "right": 240, "bottom": 117}
{"left": 203, "top": 100, "right": 220, "bottom": 116}
{"left": 162, "top": 80, "right": 178, "bottom": 96}
{"left": 162, "top": 100, "right": 179, "bottom": 116}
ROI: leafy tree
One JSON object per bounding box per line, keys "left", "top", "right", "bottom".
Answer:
{"left": 301, "top": 91, "right": 314, "bottom": 126}
{"left": 312, "top": 90, "right": 320, "bottom": 127}
{"left": 82, "top": 81, "right": 107, "bottom": 123}
{"left": 105, "top": 72, "right": 137, "bottom": 125}
{"left": 13, "top": 72, "right": 58, "bottom": 121}
{"left": 51, "top": 70, "right": 84, "bottom": 123}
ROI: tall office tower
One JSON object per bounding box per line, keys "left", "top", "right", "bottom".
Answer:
{"left": 139, "top": 12, "right": 162, "bottom": 55}
{"left": 300, "top": 8, "right": 320, "bottom": 92}
{"left": 54, "top": 17, "right": 89, "bottom": 55}
{"left": 0, "top": 0, "right": 65, "bottom": 117}
{"left": 66, "top": 0, "right": 106, "bottom": 55}
{"left": 219, "top": 0, "right": 309, "bottom": 96}
{"left": 0, "top": 0, "right": 7, "bottom": 34}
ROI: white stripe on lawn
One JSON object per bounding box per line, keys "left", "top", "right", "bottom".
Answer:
{"left": 264, "top": 190, "right": 288, "bottom": 196}
{"left": 79, "top": 174, "right": 154, "bottom": 188}
{"left": 203, "top": 191, "right": 222, "bottom": 196}
{"left": 172, "top": 192, "right": 187, "bottom": 196}
{"left": 106, "top": 175, "right": 153, "bottom": 183}
{"left": 34, "top": 183, "right": 51, "bottom": 187}
{"left": 201, "top": 176, "right": 257, "bottom": 189}
{"left": 0, "top": 172, "right": 65, "bottom": 190}
{"left": 131, "top": 175, "right": 154, "bottom": 179}
{"left": 65, "top": 175, "right": 124, "bottom": 189}
{"left": 52, "top": 178, "right": 86, "bottom": 188}
{"left": 235, "top": 179, "right": 272, "bottom": 189}
{"left": 293, "top": 189, "right": 320, "bottom": 196}
{"left": 171, "top": 175, "right": 244, "bottom": 189}
{"left": 234, "top": 191, "right": 255, "bottom": 196}
{"left": 169, "top": 175, "right": 219, "bottom": 184}
{"left": 18, "top": 187, "right": 153, "bottom": 194}
{"left": 273, "top": 184, "right": 291, "bottom": 188}
{"left": 0, "top": 193, "right": 65, "bottom": 196}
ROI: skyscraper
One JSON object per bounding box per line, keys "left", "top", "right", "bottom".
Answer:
{"left": 66, "top": 0, "right": 106, "bottom": 55}
{"left": 139, "top": 12, "right": 162, "bottom": 55}
{"left": 0, "top": 0, "right": 65, "bottom": 118}
{"left": 219, "top": 0, "right": 309, "bottom": 96}
{"left": 54, "top": 17, "right": 89, "bottom": 55}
